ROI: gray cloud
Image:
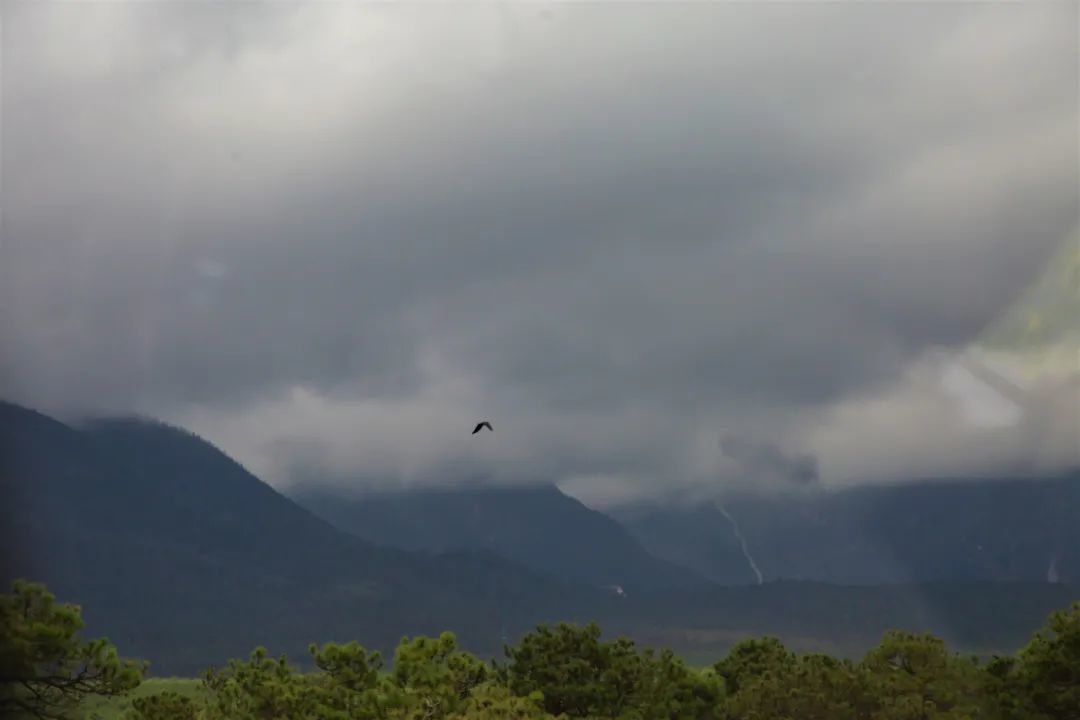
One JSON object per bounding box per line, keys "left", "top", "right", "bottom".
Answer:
{"left": 720, "top": 435, "right": 820, "bottom": 488}
{"left": 1, "top": 2, "right": 1076, "bottom": 500}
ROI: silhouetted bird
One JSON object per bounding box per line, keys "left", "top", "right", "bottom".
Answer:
{"left": 472, "top": 421, "right": 493, "bottom": 434}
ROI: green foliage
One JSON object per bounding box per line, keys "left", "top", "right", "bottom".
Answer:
{"left": 0, "top": 580, "right": 144, "bottom": 720}
{"left": 627, "top": 648, "right": 723, "bottom": 720}
{"left": 200, "top": 647, "right": 315, "bottom": 720}
{"left": 0, "top": 577, "right": 1062, "bottom": 720}
{"left": 503, "top": 622, "right": 722, "bottom": 719}
{"left": 712, "top": 636, "right": 794, "bottom": 696}
{"left": 81, "top": 679, "right": 205, "bottom": 720}
{"left": 446, "top": 683, "right": 558, "bottom": 720}
{"left": 722, "top": 653, "right": 868, "bottom": 720}
{"left": 307, "top": 640, "right": 401, "bottom": 719}
{"left": 124, "top": 691, "right": 197, "bottom": 720}
{"left": 192, "top": 634, "right": 496, "bottom": 720}
{"left": 311, "top": 641, "right": 383, "bottom": 692}
{"left": 391, "top": 632, "right": 490, "bottom": 718}
{"left": 304, "top": 643, "right": 397, "bottom": 720}
{"left": 858, "top": 630, "right": 992, "bottom": 719}
{"left": 502, "top": 623, "right": 634, "bottom": 717}
{"left": 990, "top": 600, "right": 1080, "bottom": 720}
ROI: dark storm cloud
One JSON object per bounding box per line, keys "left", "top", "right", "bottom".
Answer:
{"left": 1, "top": 2, "right": 1076, "bottom": 494}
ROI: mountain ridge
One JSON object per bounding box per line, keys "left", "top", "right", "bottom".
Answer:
{"left": 3, "top": 399, "right": 1075, "bottom": 675}
{"left": 612, "top": 475, "right": 1080, "bottom": 585}
{"left": 288, "top": 480, "right": 707, "bottom": 592}
{"left": 0, "top": 400, "right": 608, "bottom": 673}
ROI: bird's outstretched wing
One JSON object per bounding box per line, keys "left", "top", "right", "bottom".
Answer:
{"left": 471, "top": 421, "right": 493, "bottom": 434}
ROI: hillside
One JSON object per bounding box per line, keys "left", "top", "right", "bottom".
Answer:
{"left": 0, "top": 401, "right": 606, "bottom": 674}
{"left": 290, "top": 482, "right": 705, "bottom": 592}
{"left": 614, "top": 476, "right": 1080, "bottom": 585}
{"left": 3, "top": 400, "right": 1075, "bottom": 675}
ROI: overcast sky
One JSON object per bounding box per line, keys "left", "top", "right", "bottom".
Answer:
{"left": 2, "top": 2, "right": 1077, "bottom": 507}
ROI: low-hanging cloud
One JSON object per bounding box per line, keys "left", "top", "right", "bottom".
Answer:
{"left": 0, "top": 2, "right": 1076, "bottom": 503}
{"left": 719, "top": 435, "right": 820, "bottom": 488}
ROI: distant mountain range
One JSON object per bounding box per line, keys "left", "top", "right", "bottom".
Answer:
{"left": 612, "top": 478, "right": 1080, "bottom": 585}
{"left": 289, "top": 482, "right": 704, "bottom": 592}
{"left": 0, "top": 401, "right": 606, "bottom": 674}
{"left": 2, "top": 399, "right": 1076, "bottom": 674}
{"left": 292, "top": 474, "right": 1079, "bottom": 587}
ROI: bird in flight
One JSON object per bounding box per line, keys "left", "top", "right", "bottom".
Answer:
{"left": 472, "top": 421, "right": 493, "bottom": 434}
